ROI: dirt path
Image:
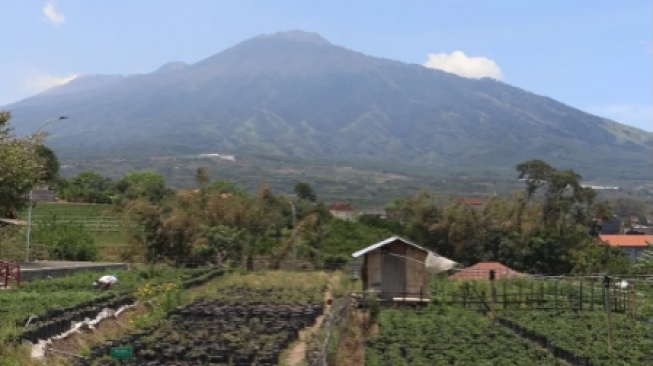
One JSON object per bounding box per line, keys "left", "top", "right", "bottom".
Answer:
{"left": 283, "top": 272, "right": 340, "bottom": 366}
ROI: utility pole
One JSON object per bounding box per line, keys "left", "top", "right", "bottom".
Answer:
{"left": 25, "top": 115, "right": 69, "bottom": 262}
{"left": 25, "top": 190, "right": 33, "bottom": 262}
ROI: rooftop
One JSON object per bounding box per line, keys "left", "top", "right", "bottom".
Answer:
{"left": 448, "top": 261, "right": 521, "bottom": 280}
{"left": 457, "top": 197, "right": 486, "bottom": 206}
{"left": 599, "top": 234, "right": 653, "bottom": 247}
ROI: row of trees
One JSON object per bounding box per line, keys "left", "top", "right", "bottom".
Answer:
{"left": 0, "top": 111, "right": 644, "bottom": 273}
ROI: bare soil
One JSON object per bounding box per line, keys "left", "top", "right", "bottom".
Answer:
{"left": 333, "top": 310, "right": 377, "bottom": 366}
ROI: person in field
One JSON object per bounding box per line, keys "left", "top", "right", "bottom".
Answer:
{"left": 93, "top": 274, "right": 118, "bottom": 290}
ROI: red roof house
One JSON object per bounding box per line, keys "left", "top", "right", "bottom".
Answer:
{"left": 599, "top": 234, "right": 653, "bottom": 261}
{"left": 457, "top": 197, "right": 487, "bottom": 209}
{"left": 448, "top": 261, "right": 521, "bottom": 280}
{"left": 329, "top": 202, "right": 357, "bottom": 221}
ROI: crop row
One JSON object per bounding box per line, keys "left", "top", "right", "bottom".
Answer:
{"left": 74, "top": 300, "right": 324, "bottom": 365}
{"left": 366, "top": 307, "right": 568, "bottom": 366}
{"left": 211, "top": 281, "right": 327, "bottom": 306}
{"left": 499, "top": 311, "right": 653, "bottom": 366}
{"left": 20, "top": 293, "right": 135, "bottom": 344}
{"left": 0, "top": 267, "right": 223, "bottom": 344}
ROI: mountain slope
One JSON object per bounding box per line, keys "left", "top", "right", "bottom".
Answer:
{"left": 4, "top": 30, "right": 652, "bottom": 180}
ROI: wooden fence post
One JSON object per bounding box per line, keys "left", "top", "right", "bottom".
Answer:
{"left": 603, "top": 276, "right": 613, "bottom": 352}
{"left": 631, "top": 283, "right": 637, "bottom": 319}
{"left": 554, "top": 280, "right": 558, "bottom": 310}
{"left": 489, "top": 270, "right": 496, "bottom": 326}
{"left": 539, "top": 281, "right": 544, "bottom": 309}
{"left": 579, "top": 280, "right": 583, "bottom": 311}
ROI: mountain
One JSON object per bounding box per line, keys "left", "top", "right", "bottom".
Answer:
{"left": 4, "top": 30, "right": 652, "bottom": 181}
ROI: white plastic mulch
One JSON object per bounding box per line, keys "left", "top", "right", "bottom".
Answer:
{"left": 30, "top": 303, "right": 137, "bottom": 359}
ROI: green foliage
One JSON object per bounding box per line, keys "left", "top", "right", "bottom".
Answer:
{"left": 32, "top": 216, "right": 99, "bottom": 261}
{"left": 319, "top": 219, "right": 395, "bottom": 256}
{"left": 501, "top": 311, "right": 653, "bottom": 365}
{"left": 0, "top": 111, "right": 46, "bottom": 215}
{"left": 294, "top": 181, "right": 317, "bottom": 202}
{"left": 34, "top": 144, "right": 59, "bottom": 183}
{"left": 367, "top": 307, "right": 567, "bottom": 365}
{"left": 117, "top": 170, "right": 169, "bottom": 203}
{"left": 56, "top": 170, "right": 115, "bottom": 203}
{"left": 571, "top": 243, "right": 633, "bottom": 274}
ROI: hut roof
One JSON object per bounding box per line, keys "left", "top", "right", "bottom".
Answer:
{"left": 448, "top": 261, "right": 520, "bottom": 280}
{"left": 351, "top": 236, "right": 428, "bottom": 258}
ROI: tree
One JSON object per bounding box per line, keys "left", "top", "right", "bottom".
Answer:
{"left": 196, "top": 167, "right": 209, "bottom": 189}
{"left": 118, "top": 171, "right": 168, "bottom": 203}
{"left": 0, "top": 111, "right": 46, "bottom": 216}
{"left": 516, "top": 159, "right": 596, "bottom": 235}
{"left": 56, "top": 171, "right": 115, "bottom": 203}
{"left": 35, "top": 144, "right": 60, "bottom": 183}
{"left": 294, "top": 182, "right": 317, "bottom": 202}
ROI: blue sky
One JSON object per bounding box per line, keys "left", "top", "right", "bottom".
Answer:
{"left": 1, "top": 1, "right": 651, "bottom": 131}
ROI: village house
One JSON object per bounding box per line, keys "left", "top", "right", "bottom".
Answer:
{"left": 457, "top": 197, "right": 487, "bottom": 210}
{"left": 329, "top": 202, "right": 357, "bottom": 221}
{"left": 599, "top": 234, "right": 653, "bottom": 261}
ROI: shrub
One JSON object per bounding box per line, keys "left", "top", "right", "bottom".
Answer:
{"left": 32, "top": 217, "right": 99, "bottom": 261}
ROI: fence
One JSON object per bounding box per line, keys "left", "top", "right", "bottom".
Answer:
{"left": 0, "top": 261, "right": 20, "bottom": 288}
{"left": 306, "top": 295, "right": 352, "bottom": 366}
{"left": 440, "top": 277, "right": 640, "bottom": 316}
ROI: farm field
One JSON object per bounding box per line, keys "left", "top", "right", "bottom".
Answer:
{"left": 0, "top": 270, "right": 333, "bottom": 366}
{"left": 366, "top": 307, "right": 568, "bottom": 366}
{"left": 71, "top": 271, "right": 332, "bottom": 365}
{"left": 0, "top": 265, "right": 213, "bottom": 343}
{"left": 499, "top": 310, "right": 653, "bottom": 366}
{"left": 3, "top": 268, "right": 653, "bottom": 365}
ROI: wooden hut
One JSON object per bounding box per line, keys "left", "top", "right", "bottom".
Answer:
{"left": 351, "top": 236, "right": 443, "bottom": 302}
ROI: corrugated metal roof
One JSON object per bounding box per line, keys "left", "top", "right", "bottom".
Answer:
{"left": 351, "top": 236, "right": 429, "bottom": 258}
{"left": 600, "top": 234, "right": 653, "bottom": 247}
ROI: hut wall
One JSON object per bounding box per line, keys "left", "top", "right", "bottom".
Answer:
{"left": 405, "top": 247, "right": 428, "bottom": 295}
{"left": 366, "top": 250, "right": 382, "bottom": 291}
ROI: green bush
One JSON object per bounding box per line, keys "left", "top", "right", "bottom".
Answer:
{"left": 32, "top": 217, "right": 99, "bottom": 261}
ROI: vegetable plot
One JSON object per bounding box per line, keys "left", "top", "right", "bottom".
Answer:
{"left": 499, "top": 311, "right": 653, "bottom": 366}
{"left": 366, "top": 307, "right": 568, "bottom": 366}
{"left": 74, "top": 299, "right": 324, "bottom": 365}
{"left": 0, "top": 267, "right": 223, "bottom": 344}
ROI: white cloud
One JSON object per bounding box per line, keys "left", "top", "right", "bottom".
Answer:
{"left": 43, "top": 2, "right": 65, "bottom": 24}
{"left": 588, "top": 103, "right": 653, "bottom": 131}
{"left": 423, "top": 51, "right": 503, "bottom": 80}
{"left": 22, "top": 72, "right": 79, "bottom": 93}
